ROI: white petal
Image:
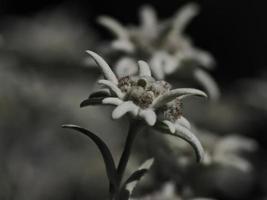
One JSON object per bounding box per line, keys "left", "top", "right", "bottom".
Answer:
{"left": 139, "top": 109, "right": 157, "bottom": 126}
{"left": 114, "top": 57, "right": 138, "bottom": 78}
{"left": 213, "top": 155, "right": 252, "bottom": 172}
{"left": 176, "top": 116, "right": 191, "bottom": 129}
{"left": 149, "top": 54, "right": 165, "bottom": 80}
{"left": 193, "top": 48, "right": 215, "bottom": 69}
{"left": 150, "top": 51, "right": 179, "bottom": 79}
{"left": 139, "top": 5, "right": 158, "bottom": 38}
{"left": 97, "top": 16, "right": 128, "bottom": 39}
{"left": 98, "top": 79, "right": 124, "bottom": 98}
{"left": 138, "top": 60, "right": 152, "bottom": 77}
{"left": 162, "top": 120, "right": 176, "bottom": 133}
{"left": 111, "top": 40, "right": 135, "bottom": 53}
{"left": 172, "top": 3, "right": 199, "bottom": 33}
{"left": 86, "top": 51, "right": 118, "bottom": 85}
{"left": 112, "top": 101, "right": 139, "bottom": 119}
{"left": 153, "top": 88, "right": 207, "bottom": 108}
{"left": 102, "top": 97, "right": 123, "bottom": 106}
{"left": 173, "top": 123, "right": 205, "bottom": 162}
{"left": 194, "top": 69, "right": 220, "bottom": 100}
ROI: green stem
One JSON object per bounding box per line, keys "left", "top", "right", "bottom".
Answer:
{"left": 117, "top": 120, "right": 144, "bottom": 186}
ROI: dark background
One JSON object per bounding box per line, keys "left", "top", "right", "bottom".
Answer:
{"left": 1, "top": 0, "right": 266, "bottom": 84}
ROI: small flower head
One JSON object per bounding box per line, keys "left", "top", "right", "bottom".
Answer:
{"left": 98, "top": 3, "right": 215, "bottom": 78}
{"left": 82, "top": 51, "right": 207, "bottom": 162}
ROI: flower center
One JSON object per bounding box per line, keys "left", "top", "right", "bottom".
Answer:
{"left": 118, "top": 76, "right": 171, "bottom": 108}
{"left": 163, "top": 98, "right": 183, "bottom": 122}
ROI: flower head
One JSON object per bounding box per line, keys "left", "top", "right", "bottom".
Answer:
{"left": 81, "top": 51, "right": 207, "bottom": 162}
{"left": 98, "top": 3, "right": 219, "bottom": 99}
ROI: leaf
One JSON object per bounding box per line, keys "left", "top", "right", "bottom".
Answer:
{"left": 119, "top": 158, "right": 154, "bottom": 200}
{"left": 89, "top": 89, "right": 111, "bottom": 98}
{"left": 80, "top": 97, "right": 104, "bottom": 107}
{"left": 62, "top": 124, "right": 119, "bottom": 192}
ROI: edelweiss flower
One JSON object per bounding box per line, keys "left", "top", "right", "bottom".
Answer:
{"left": 164, "top": 129, "right": 258, "bottom": 172}
{"left": 81, "top": 51, "right": 207, "bottom": 161}
{"left": 98, "top": 3, "right": 219, "bottom": 99}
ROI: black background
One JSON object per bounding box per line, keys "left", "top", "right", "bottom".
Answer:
{"left": 0, "top": 0, "right": 266, "bottom": 84}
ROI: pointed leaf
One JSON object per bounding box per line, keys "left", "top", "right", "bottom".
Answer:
{"left": 62, "top": 125, "right": 118, "bottom": 191}
{"left": 120, "top": 158, "right": 154, "bottom": 199}
{"left": 80, "top": 97, "right": 104, "bottom": 107}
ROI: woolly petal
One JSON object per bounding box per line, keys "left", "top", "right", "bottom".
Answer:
{"left": 194, "top": 69, "right": 220, "bottom": 100}
{"left": 112, "top": 101, "right": 139, "bottom": 119}
{"left": 139, "top": 5, "right": 158, "bottom": 37}
{"left": 176, "top": 116, "right": 191, "bottom": 129}
{"left": 213, "top": 155, "right": 252, "bottom": 172}
{"left": 98, "top": 16, "right": 128, "bottom": 39}
{"left": 138, "top": 60, "right": 152, "bottom": 77}
{"left": 149, "top": 54, "right": 165, "bottom": 80}
{"left": 150, "top": 51, "right": 179, "bottom": 79}
{"left": 172, "top": 3, "right": 200, "bottom": 33}
{"left": 193, "top": 48, "right": 215, "bottom": 69}
{"left": 173, "top": 123, "right": 205, "bottom": 162}
{"left": 102, "top": 97, "right": 123, "bottom": 106}
{"left": 98, "top": 79, "right": 124, "bottom": 98}
{"left": 86, "top": 51, "right": 118, "bottom": 85}
{"left": 111, "top": 40, "right": 135, "bottom": 53}
{"left": 114, "top": 57, "right": 138, "bottom": 78}
{"left": 153, "top": 88, "right": 207, "bottom": 108}
{"left": 139, "top": 109, "right": 157, "bottom": 126}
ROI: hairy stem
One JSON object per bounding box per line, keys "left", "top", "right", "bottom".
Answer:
{"left": 117, "top": 120, "right": 144, "bottom": 184}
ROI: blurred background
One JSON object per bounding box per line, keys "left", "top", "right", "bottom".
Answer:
{"left": 0, "top": 0, "right": 267, "bottom": 199}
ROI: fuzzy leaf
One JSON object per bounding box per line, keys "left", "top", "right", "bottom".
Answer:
{"left": 62, "top": 125, "right": 119, "bottom": 191}
{"left": 80, "top": 97, "right": 104, "bottom": 107}
{"left": 120, "top": 158, "right": 154, "bottom": 200}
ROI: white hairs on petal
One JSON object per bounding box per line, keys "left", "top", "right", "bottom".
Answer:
{"left": 111, "top": 39, "right": 135, "bottom": 53}
{"left": 194, "top": 68, "right": 220, "bottom": 100}
{"left": 138, "top": 60, "right": 152, "bottom": 77}
{"left": 173, "top": 3, "right": 200, "bottom": 34}
{"left": 153, "top": 88, "right": 207, "bottom": 108}
{"left": 86, "top": 51, "right": 118, "bottom": 84}
{"left": 139, "top": 109, "right": 157, "bottom": 126}
{"left": 112, "top": 101, "right": 139, "bottom": 119}
{"left": 102, "top": 97, "right": 123, "bottom": 106}
{"left": 98, "top": 16, "right": 129, "bottom": 39}
{"left": 98, "top": 79, "right": 124, "bottom": 98}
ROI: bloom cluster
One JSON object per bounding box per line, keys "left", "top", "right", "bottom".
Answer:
{"left": 98, "top": 3, "right": 219, "bottom": 99}
{"left": 82, "top": 50, "right": 207, "bottom": 162}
